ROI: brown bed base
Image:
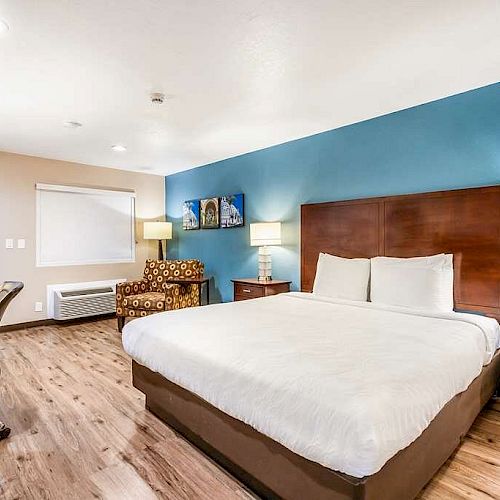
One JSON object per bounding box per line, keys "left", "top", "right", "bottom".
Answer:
{"left": 133, "top": 351, "right": 499, "bottom": 500}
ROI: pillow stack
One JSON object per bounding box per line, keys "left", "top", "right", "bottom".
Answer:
{"left": 312, "top": 252, "right": 454, "bottom": 312}
{"left": 370, "top": 254, "right": 454, "bottom": 312}
{"left": 313, "top": 253, "right": 370, "bottom": 301}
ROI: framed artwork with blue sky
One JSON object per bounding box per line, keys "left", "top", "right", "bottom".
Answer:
{"left": 182, "top": 199, "right": 200, "bottom": 230}
{"left": 220, "top": 193, "right": 244, "bottom": 228}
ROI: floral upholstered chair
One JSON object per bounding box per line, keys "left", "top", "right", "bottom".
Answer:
{"left": 116, "top": 259, "right": 204, "bottom": 332}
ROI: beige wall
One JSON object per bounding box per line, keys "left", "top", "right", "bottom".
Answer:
{"left": 0, "top": 151, "right": 165, "bottom": 326}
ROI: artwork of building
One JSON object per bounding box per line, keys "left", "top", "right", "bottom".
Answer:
{"left": 201, "top": 198, "right": 219, "bottom": 228}
{"left": 183, "top": 200, "right": 200, "bottom": 230}
{"left": 220, "top": 194, "right": 244, "bottom": 228}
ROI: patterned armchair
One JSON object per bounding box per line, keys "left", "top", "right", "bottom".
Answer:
{"left": 116, "top": 259, "right": 204, "bottom": 332}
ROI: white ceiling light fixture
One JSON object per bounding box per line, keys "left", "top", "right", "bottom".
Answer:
{"left": 0, "top": 19, "right": 10, "bottom": 35}
{"left": 111, "top": 144, "right": 127, "bottom": 152}
{"left": 63, "top": 121, "right": 83, "bottom": 128}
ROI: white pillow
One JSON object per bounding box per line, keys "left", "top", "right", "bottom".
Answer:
{"left": 313, "top": 253, "right": 370, "bottom": 301}
{"left": 370, "top": 254, "right": 454, "bottom": 312}
{"left": 371, "top": 254, "right": 446, "bottom": 267}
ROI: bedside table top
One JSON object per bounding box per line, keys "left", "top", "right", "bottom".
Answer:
{"left": 231, "top": 278, "right": 292, "bottom": 286}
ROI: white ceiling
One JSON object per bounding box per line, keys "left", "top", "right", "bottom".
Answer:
{"left": 0, "top": 0, "right": 499, "bottom": 176}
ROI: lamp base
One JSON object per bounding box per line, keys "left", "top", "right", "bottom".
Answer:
{"left": 258, "top": 275, "right": 272, "bottom": 281}
{"left": 158, "top": 240, "right": 164, "bottom": 260}
{"left": 257, "top": 246, "right": 272, "bottom": 281}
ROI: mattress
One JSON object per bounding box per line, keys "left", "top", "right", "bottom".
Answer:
{"left": 122, "top": 292, "right": 500, "bottom": 478}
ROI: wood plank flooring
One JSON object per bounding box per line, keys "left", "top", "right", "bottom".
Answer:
{"left": 0, "top": 319, "right": 498, "bottom": 499}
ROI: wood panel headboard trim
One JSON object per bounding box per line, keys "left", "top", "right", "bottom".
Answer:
{"left": 301, "top": 185, "right": 500, "bottom": 321}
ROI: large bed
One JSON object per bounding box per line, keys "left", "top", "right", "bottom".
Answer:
{"left": 123, "top": 186, "right": 500, "bottom": 500}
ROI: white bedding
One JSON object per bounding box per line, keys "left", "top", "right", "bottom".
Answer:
{"left": 122, "top": 292, "right": 500, "bottom": 478}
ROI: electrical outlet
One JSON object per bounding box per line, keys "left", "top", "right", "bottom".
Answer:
{"left": 17, "top": 239, "right": 26, "bottom": 249}
{"left": 5, "top": 238, "right": 14, "bottom": 249}
{"left": 35, "top": 302, "right": 43, "bottom": 312}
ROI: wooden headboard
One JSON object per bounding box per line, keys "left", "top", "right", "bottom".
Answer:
{"left": 301, "top": 186, "right": 500, "bottom": 320}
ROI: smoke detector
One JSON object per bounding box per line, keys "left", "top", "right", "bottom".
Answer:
{"left": 150, "top": 92, "right": 166, "bottom": 105}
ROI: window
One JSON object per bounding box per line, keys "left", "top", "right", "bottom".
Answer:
{"left": 36, "top": 183, "right": 136, "bottom": 267}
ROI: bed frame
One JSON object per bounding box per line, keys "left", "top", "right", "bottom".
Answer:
{"left": 132, "top": 185, "right": 500, "bottom": 499}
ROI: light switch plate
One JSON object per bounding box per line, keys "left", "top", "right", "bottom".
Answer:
{"left": 17, "top": 239, "right": 26, "bottom": 249}
{"left": 5, "top": 238, "right": 14, "bottom": 249}
{"left": 35, "top": 302, "right": 43, "bottom": 312}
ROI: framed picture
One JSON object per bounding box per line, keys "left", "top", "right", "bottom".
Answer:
{"left": 220, "top": 193, "right": 244, "bottom": 228}
{"left": 200, "top": 197, "right": 220, "bottom": 229}
{"left": 183, "top": 199, "right": 200, "bottom": 230}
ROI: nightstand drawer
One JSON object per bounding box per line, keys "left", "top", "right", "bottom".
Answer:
{"left": 234, "top": 282, "right": 264, "bottom": 299}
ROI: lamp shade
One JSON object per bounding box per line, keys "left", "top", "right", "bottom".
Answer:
{"left": 250, "top": 222, "right": 281, "bottom": 246}
{"left": 143, "top": 221, "right": 172, "bottom": 240}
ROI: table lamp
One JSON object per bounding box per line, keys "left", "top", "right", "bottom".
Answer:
{"left": 144, "top": 221, "right": 172, "bottom": 260}
{"left": 250, "top": 222, "right": 282, "bottom": 281}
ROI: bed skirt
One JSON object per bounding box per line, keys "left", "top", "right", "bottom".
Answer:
{"left": 132, "top": 351, "right": 499, "bottom": 500}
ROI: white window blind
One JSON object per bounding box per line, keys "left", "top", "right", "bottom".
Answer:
{"left": 36, "top": 184, "right": 136, "bottom": 267}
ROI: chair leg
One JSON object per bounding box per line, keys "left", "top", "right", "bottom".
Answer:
{"left": 0, "top": 421, "right": 11, "bottom": 440}
{"left": 117, "top": 316, "right": 125, "bottom": 333}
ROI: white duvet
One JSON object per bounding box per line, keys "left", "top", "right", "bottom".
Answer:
{"left": 122, "top": 292, "right": 500, "bottom": 478}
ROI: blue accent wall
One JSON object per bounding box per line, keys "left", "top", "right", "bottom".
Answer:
{"left": 165, "top": 83, "right": 500, "bottom": 303}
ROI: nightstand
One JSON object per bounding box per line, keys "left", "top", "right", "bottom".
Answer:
{"left": 231, "top": 278, "right": 291, "bottom": 302}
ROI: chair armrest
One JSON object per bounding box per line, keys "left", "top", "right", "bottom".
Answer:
{"left": 163, "top": 283, "right": 184, "bottom": 310}
{"left": 116, "top": 280, "right": 149, "bottom": 297}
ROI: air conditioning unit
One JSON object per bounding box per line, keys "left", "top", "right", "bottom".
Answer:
{"left": 47, "top": 279, "right": 125, "bottom": 321}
